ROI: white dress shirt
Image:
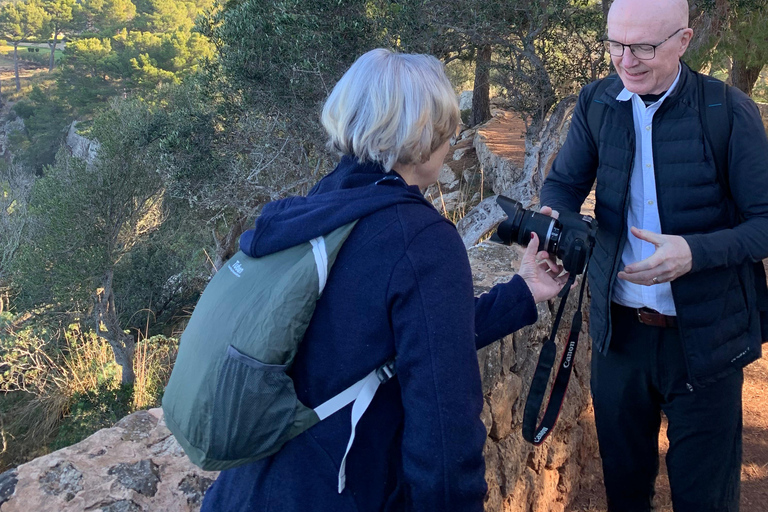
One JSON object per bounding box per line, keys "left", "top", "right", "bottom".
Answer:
{"left": 611, "top": 65, "right": 682, "bottom": 316}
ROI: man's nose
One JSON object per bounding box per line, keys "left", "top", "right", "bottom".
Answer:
{"left": 621, "top": 48, "right": 639, "bottom": 67}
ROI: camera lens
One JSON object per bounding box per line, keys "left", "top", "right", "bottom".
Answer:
{"left": 494, "top": 196, "right": 558, "bottom": 253}
{"left": 516, "top": 210, "right": 558, "bottom": 253}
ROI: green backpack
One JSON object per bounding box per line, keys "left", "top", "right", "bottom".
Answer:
{"left": 162, "top": 220, "right": 396, "bottom": 492}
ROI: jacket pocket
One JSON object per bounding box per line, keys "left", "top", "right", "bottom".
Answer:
{"left": 208, "top": 345, "right": 297, "bottom": 461}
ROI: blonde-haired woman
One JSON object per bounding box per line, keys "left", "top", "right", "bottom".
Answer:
{"left": 201, "top": 48, "right": 566, "bottom": 512}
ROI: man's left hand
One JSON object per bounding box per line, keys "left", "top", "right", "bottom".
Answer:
{"left": 617, "top": 227, "right": 693, "bottom": 286}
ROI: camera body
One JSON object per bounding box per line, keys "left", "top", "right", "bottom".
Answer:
{"left": 491, "top": 195, "right": 597, "bottom": 275}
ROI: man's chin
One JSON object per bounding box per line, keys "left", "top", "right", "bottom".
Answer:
{"left": 620, "top": 71, "right": 652, "bottom": 95}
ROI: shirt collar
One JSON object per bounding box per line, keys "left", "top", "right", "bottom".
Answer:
{"left": 616, "top": 63, "right": 682, "bottom": 103}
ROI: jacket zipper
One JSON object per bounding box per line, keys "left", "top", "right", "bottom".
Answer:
{"left": 602, "top": 137, "right": 636, "bottom": 353}
{"left": 651, "top": 115, "right": 696, "bottom": 389}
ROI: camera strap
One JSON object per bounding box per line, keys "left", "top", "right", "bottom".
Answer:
{"left": 521, "top": 259, "right": 590, "bottom": 445}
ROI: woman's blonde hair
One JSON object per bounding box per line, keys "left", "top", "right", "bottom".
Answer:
{"left": 321, "top": 48, "right": 460, "bottom": 172}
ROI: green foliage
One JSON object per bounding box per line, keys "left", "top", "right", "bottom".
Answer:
{"left": 0, "top": 318, "right": 178, "bottom": 470}
{"left": 50, "top": 381, "right": 132, "bottom": 450}
{"left": 687, "top": 0, "right": 768, "bottom": 94}
{"left": 0, "top": 0, "right": 47, "bottom": 44}
{"left": 11, "top": 84, "right": 74, "bottom": 173}
{"left": 77, "top": 0, "right": 138, "bottom": 35}
{"left": 112, "top": 199, "right": 211, "bottom": 333}
{"left": 0, "top": 319, "right": 119, "bottom": 468}
{"left": 199, "top": 0, "right": 393, "bottom": 113}
{"left": 133, "top": 0, "right": 212, "bottom": 33}
{"left": 13, "top": 99, "right": 164, "bottom": 311}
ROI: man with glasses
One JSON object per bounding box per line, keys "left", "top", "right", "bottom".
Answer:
{"left": 540, "top": 0, "right": 768, "bottom": 510}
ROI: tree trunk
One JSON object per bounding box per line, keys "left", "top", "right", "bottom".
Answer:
{"left": 470, "top": 45, "right": 492, "bottom": 127}
{"left": 505, "top": 94, "right": 578, "bottom": 207}
{"left": 13, "top": 43, "right": 20, "bottom": 92}
{"left": 687, "top": 0, "right": 730, "bottom": 72}
{"left": 730, "top": 58, "right": 763, "bottom": 97}
{"left": 49, "top": 33, "right": 58, "bottom": 72}
{"left": 212, "top": 215, "right": 251, "bottom": 272}
{"left": 602, "top": 0, "right": 613, "bottom": 21}
{"left": 93, "top": 270, "right": 136, "bottom": 385}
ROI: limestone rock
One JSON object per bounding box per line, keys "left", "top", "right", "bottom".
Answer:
{"left": 469, "top": 240, "right": 599, "bottom": 512}
{"left": 66, "top": 121, "right": 101, "bottom": 164}
{"left": 459, "top": 90, "right": 474, "bottom": 111}
{"left": 456, "top": 196, "right": 507, "bottom": 249}
{"left": 0, "top": 408, "right": 218, "bottom": 512}
{"left": 0, "top": 469, "right": 18, "bottom": 505}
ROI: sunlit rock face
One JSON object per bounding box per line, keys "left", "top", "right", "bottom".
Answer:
{"left": 0, "top": 409, "right": 218, "bottom": 512}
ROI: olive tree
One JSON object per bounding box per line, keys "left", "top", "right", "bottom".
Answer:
{"left": 14, "top": 99, "right": 164, "bottom": 384}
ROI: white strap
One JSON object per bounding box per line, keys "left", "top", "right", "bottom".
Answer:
{"left": 312, "top": 368, "right": 382, "bottom": 494}
{"left": 336, "top": 371, "right": 381, "bottom": 493}
{"left": 309, "top": 236, "right": 328, "bottom": 295}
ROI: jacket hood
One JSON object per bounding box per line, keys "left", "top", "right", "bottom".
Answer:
{"left": 240, "top": 155, "right": 434, "bottom": 257}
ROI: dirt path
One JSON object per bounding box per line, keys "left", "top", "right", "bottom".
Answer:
{"left": 569, "top": 350, "right": 768, "bottom": 511}
{"left": 482, "top": 112, "right": 768, "bottom": 511}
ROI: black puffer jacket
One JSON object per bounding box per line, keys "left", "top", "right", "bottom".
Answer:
{"left": 541, "top": 62, "right": 768, "bottom": 386}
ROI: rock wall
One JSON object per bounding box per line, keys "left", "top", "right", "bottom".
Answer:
{"left": 756, "top": 102, "right": 768, "bottom": 133}
{"left": 66, "top": 121, "right": 100, "bottom": 164}
{"left": 0, "top": 409, "right": 218, "bottom": 511}
{"left": 471, "top": 243, "right": 600, "bottom": 512}
{"left": 473, "top": 111, "right": 529, "bottom": 202}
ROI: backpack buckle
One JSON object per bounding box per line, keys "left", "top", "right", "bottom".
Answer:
{"left": 376, "top": 359, "right": 397, "bottom": 383}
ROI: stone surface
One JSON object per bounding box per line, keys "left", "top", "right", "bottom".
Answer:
{"left": 756, "top": 102, "right": 768, "bottom": 133}
{"left": 473, "top": 112, "right": 529, "bottom": 202}
{"left": 0, "top": 469, "right": 18, "bottom": 505}
{"left": 459, "top": 90, "right": 474, "bottom": 111}
{"left": 0, "top": 408, "right": 218, "bottom": 511}
{"left": 469, "top": 241, "right": 600, "bottom": 512}
{"left": 39, "top": 462, "right": 84, "bottom": 502}
{"left": 107, "top": 460, "right": 160, "bottom": 497}
{"left": 65, "top": 120, "right": 101, "bottom": 164}
{"left": 456, "top": 195, "right": 507, "bottom": 249}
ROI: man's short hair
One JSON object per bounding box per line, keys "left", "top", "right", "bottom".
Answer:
{"left": 322, "top": 48, "right": 460, "bottom": 171}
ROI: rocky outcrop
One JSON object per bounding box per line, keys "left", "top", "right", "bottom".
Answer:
{"left": 424, "top": 129, "right": 483, "bottom": 217}
{"left": 473, "top": 111, "right": 529, "bottom": 203}
{"left": 0, "top": 409, "right": 218, "bottom": 511}
{"left": 756, "top": 101, "right": 768, "bottom": 133}
{"left": 470, "top": 242, "right": 600, "bottom": 512}
{"left": 66, "top": 121, "right": 100, "bottom": 164}
{"left": 0, "top": 117, "right": 24, "bottom": 158}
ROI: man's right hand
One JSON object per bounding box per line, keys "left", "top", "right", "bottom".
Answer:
{"left": 539, "top": 206, "right": 560, "bottom": 220}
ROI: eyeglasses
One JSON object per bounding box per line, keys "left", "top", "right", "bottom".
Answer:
{"left": 602, "top": 28, "right": 685, "bottom": 60}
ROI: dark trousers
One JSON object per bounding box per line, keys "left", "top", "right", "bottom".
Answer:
{"left": 591, "top": 304, "right": 743, "bottom": 512}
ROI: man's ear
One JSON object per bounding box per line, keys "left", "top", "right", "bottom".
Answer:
{"left": 679, "top": 28, "right": 694, "bottom": 55}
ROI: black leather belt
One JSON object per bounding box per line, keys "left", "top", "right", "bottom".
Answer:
{"left": 614, "top": 304, "right": 677, "bottom": 328}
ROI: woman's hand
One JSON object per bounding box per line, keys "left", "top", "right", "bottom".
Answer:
{"left": 518, "top": 232, "right": 569, "bottom": 303}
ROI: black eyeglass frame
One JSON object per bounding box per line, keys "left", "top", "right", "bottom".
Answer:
{"left": 601, "top": 27, "right": 686, "bottom": 60}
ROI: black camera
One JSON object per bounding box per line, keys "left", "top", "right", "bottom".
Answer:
{"left": 491, "top": 195, "right": 597, "bottom": 275}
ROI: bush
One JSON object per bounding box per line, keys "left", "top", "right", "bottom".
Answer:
{"left": 0, "top": 319, "right": 179, "bottom": 471}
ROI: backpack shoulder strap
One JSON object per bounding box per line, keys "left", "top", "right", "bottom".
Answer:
{"left": 586, "top": 75, "right": 619, "bottom": 147}
{"left": 698, "top": 72, "right": 734, "bottom": 197}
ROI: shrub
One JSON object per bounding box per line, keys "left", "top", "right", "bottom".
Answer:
{"left": 0, "top": 318, "right": 179, "bottom": 471}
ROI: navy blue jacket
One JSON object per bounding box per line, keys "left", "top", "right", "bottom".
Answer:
{"left": 202, "top": 156, "right": 538, "bottom": 511}
{"left": 541, "top": 63, "right": 768, "bottom": 386}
